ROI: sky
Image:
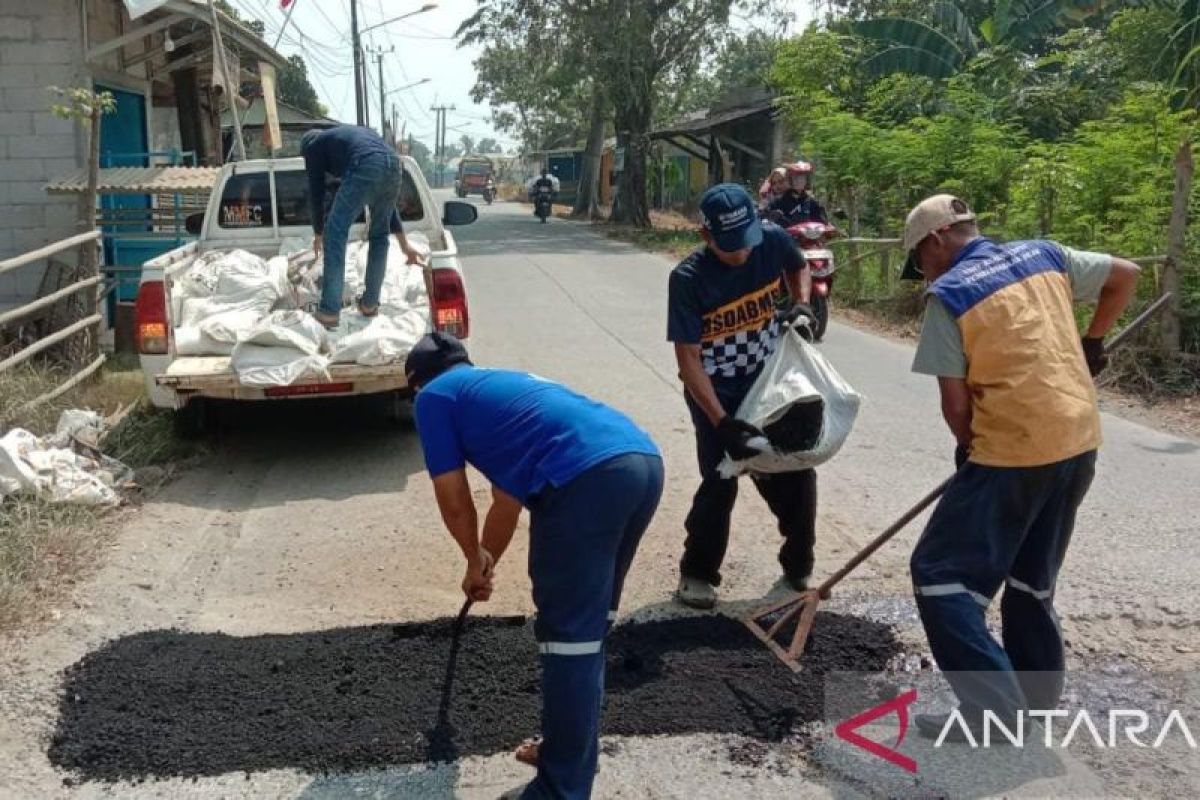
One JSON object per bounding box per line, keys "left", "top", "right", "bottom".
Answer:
{"left": 225, "top": 0, "right": 813, "bottom": 154}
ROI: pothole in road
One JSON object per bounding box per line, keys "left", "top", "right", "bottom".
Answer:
{"left": 49, "top": 613, "right": 899, "bottom": 782}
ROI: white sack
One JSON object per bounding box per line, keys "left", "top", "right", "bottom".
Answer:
{"left": 0, "top": 428, "right": 120, "bottom": 506}
{"left": 330, "top": 311, "right": 428, "bottom": 366}
{"left": 718, "top": 328, "right": 862, "bottom": 478}
{"left": 230, "top": 344, "right": 330, "bottom": 388}
{"left": 237, "top": 310, "right": 328, "bottom": 354}
{"left": 174, "top": 325, "right": 235, "bottom": 356}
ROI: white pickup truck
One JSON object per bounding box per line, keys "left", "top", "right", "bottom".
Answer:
{"left": 133, "top": 156, "right": 476, "bottom": 431}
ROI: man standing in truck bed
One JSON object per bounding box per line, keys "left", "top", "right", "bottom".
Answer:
{"left": 300, "top": 125, "right": 425, "bottom": 329}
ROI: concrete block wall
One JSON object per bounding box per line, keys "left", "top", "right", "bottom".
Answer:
{"left": 0, "top": 0, "right": 86, "bottom": 308}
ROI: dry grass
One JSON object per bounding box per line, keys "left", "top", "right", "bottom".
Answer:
{"left": 0, "top": 355, "right": 204, "bottom": 631}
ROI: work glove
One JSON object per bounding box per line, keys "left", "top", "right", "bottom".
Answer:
{"left": 716, "top": 416, "right": 770, "bottom": 461}
{"left": 779, "top": 303, "right": 816, "bottom": 342}
{"left": 1081, "top": 336, "right": 1107, "bottom": 377}
{"left": 954, "top": 443, "right": 970, "bottom": 469}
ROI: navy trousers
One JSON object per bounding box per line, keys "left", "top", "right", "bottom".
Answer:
{"left": 522, "top": 453, "right": 664, "bottom": 800}
{"left": 910, "top": 451, "right": 1096, "bottom": 718}
{"left": 681, "top": 391, "right": 817, "bottom": 586}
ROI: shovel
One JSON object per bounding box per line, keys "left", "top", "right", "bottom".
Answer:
{"left": 744, "top": 292, "right": 1173, "bottom": 672}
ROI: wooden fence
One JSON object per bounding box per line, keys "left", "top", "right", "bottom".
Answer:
{"left": 0, "top": 231, "right": 105, "bottom": 413}
{"left": 832, "top": 237, "right": 1170, "bottom": 299}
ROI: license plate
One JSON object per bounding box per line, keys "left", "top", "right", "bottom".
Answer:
{"left": 264, "top": 382, "right": 354, "bottom": 397}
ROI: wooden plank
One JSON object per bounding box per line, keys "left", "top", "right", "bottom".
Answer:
{"left": 0, "top": 315, "right": 102, "bottom": 374}
{"left": 0, "top": 231, "right": 101, "bottom": 277}
{"left": 0, "top": 275, "right": 102, "bottom": 329}
{"left": 86, "top": 13, "right": 186, "bottom": 61}
{"left": 716, "top": 135, "right": 765, "bottom": 162}
{"left": 15, "top": 355, "right": 107, "bottom": 415}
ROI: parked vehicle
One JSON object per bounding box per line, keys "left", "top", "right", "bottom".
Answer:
{"left": 455, "top": 156, "right": 494, "bottom": 198}
{"left": 785, "top": 220, "right": 839, "bottom": 341}
{"left": 534, "top": 185, "right": 554, "bottom": 223}
{"left": 135, "top": 156, "right": 477, "bottom": 433}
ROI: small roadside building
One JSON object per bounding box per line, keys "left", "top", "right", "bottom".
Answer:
{"left": 0, "top": 0, "right": 285, "bottom": 310}
{"left": 650, "top": 91, "right": 787, "bottom": 210}
{"left": 520, "top": 140, "right": 617, "bottom": 206}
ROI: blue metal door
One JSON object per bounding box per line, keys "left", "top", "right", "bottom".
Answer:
{"left": 97, "top": 85, "right": 150, "bottom": 303}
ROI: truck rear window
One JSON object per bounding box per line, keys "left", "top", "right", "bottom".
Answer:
{"left": 217, "top": 169, "right": 425, "bottom": 229}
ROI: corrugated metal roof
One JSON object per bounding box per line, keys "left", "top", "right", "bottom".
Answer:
{"left": 44, "top": 166, "right": 220, "bottom": 195}
{"left": 651, "top": 101, "right": 777, "bottom": 138}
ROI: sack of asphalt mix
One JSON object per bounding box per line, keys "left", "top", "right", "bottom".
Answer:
{"left": 718, "top": 327, "right": 862, "bottom": 478}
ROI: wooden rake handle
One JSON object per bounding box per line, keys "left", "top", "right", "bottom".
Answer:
{"left": 817, "top": 476, "right": 954, "bottom": 597}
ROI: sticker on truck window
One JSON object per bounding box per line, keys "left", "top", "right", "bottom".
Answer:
{"left": 218, "top": 174, "right": 271, "bottom": 228}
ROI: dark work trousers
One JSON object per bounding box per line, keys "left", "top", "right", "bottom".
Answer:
{"left": 523, "top": 453, "right": 665, "bottom": 800}
{"left": 910, "top": 450, "right": 1096, "bottom": 720}
{"left": 680, "top": 389, "right": 817, "bottom": 586}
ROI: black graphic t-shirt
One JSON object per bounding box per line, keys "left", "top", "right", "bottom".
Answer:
{"left": 667, "top": 223, "right": 802, "bottom": 386}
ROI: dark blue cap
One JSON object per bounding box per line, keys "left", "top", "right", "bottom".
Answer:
{"left": 404, "top": 332, "right": 472, "bottom": 388}
{"left": 699, "top": 183, "right": 763, "bottom": 252}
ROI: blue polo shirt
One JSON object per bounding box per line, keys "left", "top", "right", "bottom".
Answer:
{"left": 413, "top": 367, "right": 661, "bottom": 504}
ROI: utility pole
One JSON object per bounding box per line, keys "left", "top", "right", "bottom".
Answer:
{"left": 430, "top": 104, "right": 455, "bottom": 187}
{"left": 350, "top": 0, "right": 364, "bottom": 125}
{"left": 368, "top": 46, "right": 394, "bottom": 138}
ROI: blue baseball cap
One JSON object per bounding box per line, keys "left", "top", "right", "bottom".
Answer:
{"left": 700, "top": 183, "right": 763, "bottom": 252}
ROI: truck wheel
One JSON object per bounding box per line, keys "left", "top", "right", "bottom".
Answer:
{"left": 173, "top": 398, "right": 209, "bottom": 439}
{"left": 367, "top": 390, "right": 413, "bottom": 427}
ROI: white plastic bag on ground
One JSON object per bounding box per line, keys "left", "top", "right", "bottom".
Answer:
{"left": 0, "top": 428, "right": 121, "bottom": 506}
{"left": 718, "top": 328, "right": 862, "bottom": 478}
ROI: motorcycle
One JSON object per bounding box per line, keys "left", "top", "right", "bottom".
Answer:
{"left": 534, "top": 186, "right": 554, "bottom": 223}
{"left": 785, "top": 220, "right": 839, "bottom": 341}
{"left": 482, "top": 181, "right": 496, "bottom": 205}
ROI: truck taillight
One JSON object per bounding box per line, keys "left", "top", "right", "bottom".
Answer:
{"left": 135, "top": 280, "right": 169, "bottom": 354}
{"left": 431, "top": 270, "right": 469, "bottom": 339}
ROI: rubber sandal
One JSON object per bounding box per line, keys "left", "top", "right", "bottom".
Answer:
{"left": 514, "top": 737, "right": 540, "bottom": 768}
{"left": 312, "top": 310, "right": 340, "bottom": 330}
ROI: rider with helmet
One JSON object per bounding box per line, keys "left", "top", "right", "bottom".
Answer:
{"left": 768, "top": 161, "right": 827, "bottom": 227}
{"left": 758, "top": 167, "right": 788, "bottom": 211}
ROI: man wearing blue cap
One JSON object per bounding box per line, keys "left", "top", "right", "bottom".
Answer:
{"left": 667, "top": 182, "right": 819, "bottom": 609}
{"left": 300, "top": 125, "right": 426, "bottom": 328}
{"left": 404, "top": 332, "right": 664, "bottom": 800}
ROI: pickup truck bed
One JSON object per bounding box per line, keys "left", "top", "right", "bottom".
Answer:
{"left": 160, "top": 357, "right": 404, "bottom": 400}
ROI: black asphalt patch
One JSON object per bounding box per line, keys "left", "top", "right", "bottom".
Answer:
{"left": 49, "top": 613, "right": 899, "bottom": 781}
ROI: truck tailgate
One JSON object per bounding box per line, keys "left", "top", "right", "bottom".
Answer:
{"left": 158, "top": 357, "right": 407, "bottom": 398}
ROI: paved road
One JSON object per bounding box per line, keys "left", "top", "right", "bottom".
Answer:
{"left": 1, "top": 192, "right": 1197, "bottom": 798}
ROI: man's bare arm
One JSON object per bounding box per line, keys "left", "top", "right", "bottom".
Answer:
{"left": 786, "top": 265, "right": 812, "bottom": 305}
{"left": 481, "top": 485, "right": 523, "bottom": 564}
{"left": 1086, "top": 257, "right": 1140, "bottom": 339}
{"left": 431, "top": 469, "right": 482, "bottom": 568}
{"left": 938, "top": 377, "right": 973, "bottom": 446}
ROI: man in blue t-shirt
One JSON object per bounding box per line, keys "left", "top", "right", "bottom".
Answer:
{"left": 667, "top": 183, "right": 819, "bottom": 609}
{"left": 404, "top": 333, "right": 663, "bottom": 800}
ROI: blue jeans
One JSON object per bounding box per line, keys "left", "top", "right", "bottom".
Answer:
{"left": 320, "top": 151, "right": 402, "bottom": 315}
{"left": 910, "top": 451, "right": 1096, "bottom": 718}
{"left": 522, "top": 453, "right": 664, "bottom": 800}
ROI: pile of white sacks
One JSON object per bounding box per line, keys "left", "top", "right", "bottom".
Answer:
{"left": 172, "top": 234, "right": 432, "bottom": 386}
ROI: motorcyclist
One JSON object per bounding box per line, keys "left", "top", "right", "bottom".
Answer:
{"left": 768, "top": 162, "right": 827, "bottom": 227}
{"left": 533, "top": 168, "right": 557, "bottom": 198}
{"left": 758, "top": 167, "right": 788, "bottom": 213}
